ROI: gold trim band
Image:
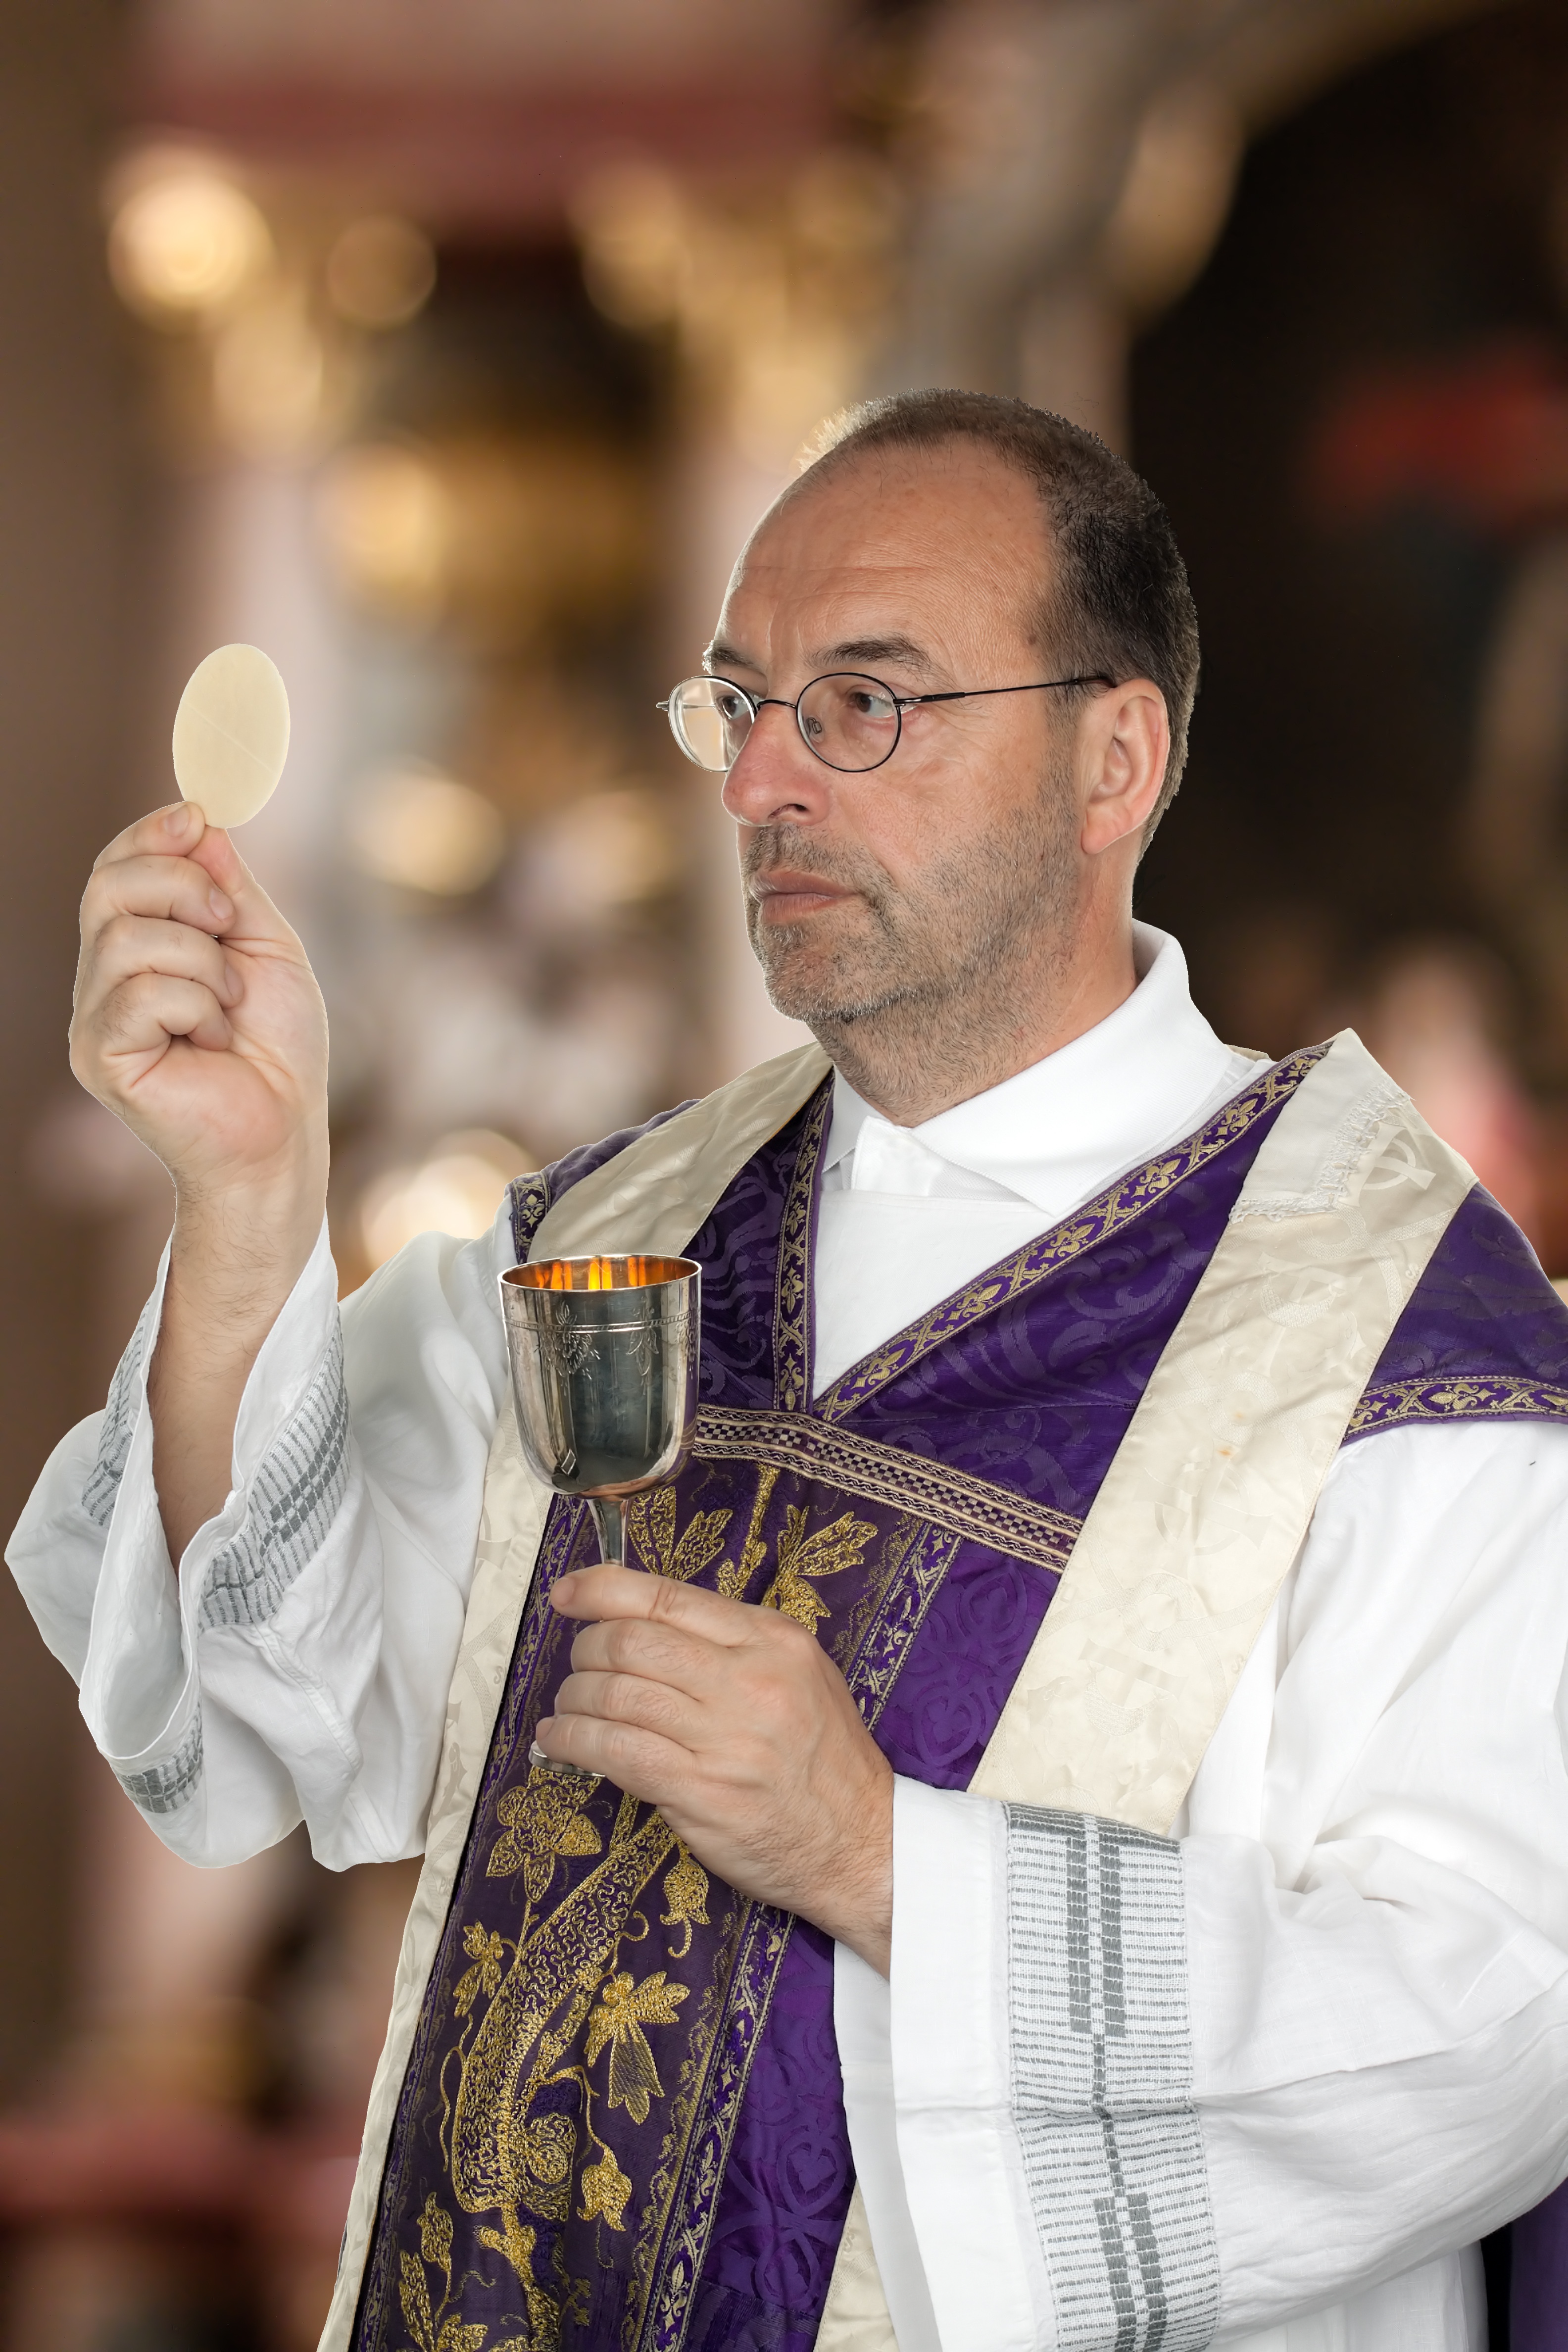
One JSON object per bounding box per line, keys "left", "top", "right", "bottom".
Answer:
{"left": 692, "top": 1404, "right": 1080, "bottom": 1574}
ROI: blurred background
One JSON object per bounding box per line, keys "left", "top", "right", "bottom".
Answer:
{"left": 3, "top": 0, "right": 1568, "bottom": 2343}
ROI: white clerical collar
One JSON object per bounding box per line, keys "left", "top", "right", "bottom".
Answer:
{"left": 821, "top": 924, "right": 1252, "bottom": 1222}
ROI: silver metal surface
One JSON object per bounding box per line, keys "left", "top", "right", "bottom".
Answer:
{"left": 499, "top": 1252, "right": 701, "bottom": 1776}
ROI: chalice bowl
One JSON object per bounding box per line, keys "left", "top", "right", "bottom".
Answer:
{"left": 499, "top": 1253, "right": 701, "bottom": 1771}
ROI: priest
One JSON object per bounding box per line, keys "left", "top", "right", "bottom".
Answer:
{"left": 12, "top": 390, "right": 1568, "bottom": 2352}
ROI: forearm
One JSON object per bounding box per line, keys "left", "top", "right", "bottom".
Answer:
{"left": 149, "top": 1163, "right": 325, "bottom": 1560}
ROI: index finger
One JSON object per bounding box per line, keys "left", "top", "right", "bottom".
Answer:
{"left": 551, "top": 1564, "right": 756, "bottom": 1646}
{"left": 88, "top": 803, "right": 289, "bottom": 944}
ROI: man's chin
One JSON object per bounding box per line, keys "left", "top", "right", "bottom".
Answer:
{"left": 753, "top": 942, "right": 906, "bottom": 1030}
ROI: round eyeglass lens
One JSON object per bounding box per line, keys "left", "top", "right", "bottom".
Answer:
{"left": 668, "top": 678, "right": 754, "bottom": 771}
{"left": 796, "top": 673, "right": 900, "bottom": 772}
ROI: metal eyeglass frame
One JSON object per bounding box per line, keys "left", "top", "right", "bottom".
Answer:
{"left": 658, "top": 668, "right": 1115, "bottom": 775}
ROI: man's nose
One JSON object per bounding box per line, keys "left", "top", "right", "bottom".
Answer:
{"left": 720, "top": 702, "right": 832, "bottom": 828}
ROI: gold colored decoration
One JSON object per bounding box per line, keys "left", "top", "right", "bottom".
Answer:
{"left": 585, "top": 1969, "right": 691, "bottom": 2124}
{"left": 659, "top": 1845, "right": 711, "bottom": 1960}
{"left": 626, "top": 1486, "right": 733, "bottom": 1582}
{"left": 452, "top": 1926, "right": 506, "bottom": 2019}
{"left": 764, "top": 1504, "right": 877, "bottom": 1633}
{"left": 579, "top": 2149, "right": 634, "bottom": 2231}
{"left": 485, "top": 1776, "right": 603, "bottom": 1901}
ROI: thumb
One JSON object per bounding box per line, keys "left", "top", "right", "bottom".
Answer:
{"left": 187, "top": 824, "right": 299, "bottom": 949}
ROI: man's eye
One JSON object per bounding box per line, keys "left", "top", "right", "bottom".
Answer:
{"left": 849, "top": 691, "right": 895, "bottom": 721}
{"left": 716, "top": 693, "right": 748, "bottom": 723}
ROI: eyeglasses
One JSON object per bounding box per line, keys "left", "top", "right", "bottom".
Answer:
{"left": 658, "top": 669, "right": 1113, "bottom": 776}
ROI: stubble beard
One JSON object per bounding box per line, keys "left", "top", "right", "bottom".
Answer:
{"left": 740, "top": 764, "right": 1082, "bottom": 1112}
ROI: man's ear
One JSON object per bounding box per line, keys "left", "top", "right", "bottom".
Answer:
{"left": 1078, "top": 681, "right": 1169, "bottom": 856}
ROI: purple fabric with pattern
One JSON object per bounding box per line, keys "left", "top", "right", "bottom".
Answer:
{"left": 354, "top": 1053, "right": 1568, "bottom": 2352}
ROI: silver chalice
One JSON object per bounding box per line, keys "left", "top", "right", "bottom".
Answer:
{"left": 499, "top": 1252, "right": 702, "bottom": 1770}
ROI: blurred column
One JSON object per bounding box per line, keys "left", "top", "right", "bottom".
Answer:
{"left": 0, "top": 0, "right": 139, "bottom": 2099}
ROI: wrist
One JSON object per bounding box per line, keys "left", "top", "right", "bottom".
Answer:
{"left": 166, "top": 1167, "right": 327, "bottom": 1352}
{"left": 818, "top": 1758, "right": 894, "bottom": 1975}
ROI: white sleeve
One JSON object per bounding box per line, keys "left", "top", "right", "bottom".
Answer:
{"left": 4, "top": 1203, "right": 515, "bottom": 1872}
{"left": 850, "top": 1419, "right": 1568, "bottom": 2350}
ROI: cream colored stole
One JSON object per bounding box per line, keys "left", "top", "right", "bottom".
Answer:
{"left": 320, "top": 1032, "right": 1472, "bottom": 2352}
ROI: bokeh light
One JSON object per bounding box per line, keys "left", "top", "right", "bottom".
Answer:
{"left": 325, "top": 215, "right": 437, "bottom": 329}
{"left": 347, "top": 766, "right": 508, "bottom": 896}
{"left": 108, "top": 162, "right": 272, "bottom": 322}
{"left": 359, "top": 1131, "right": 530, "bottom": 1268}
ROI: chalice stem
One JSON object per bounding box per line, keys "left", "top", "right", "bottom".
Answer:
{"left": 589, "top": 1494, "right": 629, "bottom": 1568}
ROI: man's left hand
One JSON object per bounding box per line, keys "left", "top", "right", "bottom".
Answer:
{"left": 535, "top": 1565, "right": 893, "bottom": 1975}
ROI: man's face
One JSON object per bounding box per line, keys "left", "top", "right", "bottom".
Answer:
{"left": 708, "top": 439, "right": 1085, "bottom": 1032}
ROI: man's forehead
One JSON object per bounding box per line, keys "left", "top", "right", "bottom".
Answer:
{"left": 717, "top": 453, "right": 1048, "bottom": 664}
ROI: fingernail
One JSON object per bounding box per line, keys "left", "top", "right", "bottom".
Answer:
{"left": 208, "top": 888, "right": 233, "bottom": 924}
{"left": 167, "top": 800, "right": 196, "bottom": 833}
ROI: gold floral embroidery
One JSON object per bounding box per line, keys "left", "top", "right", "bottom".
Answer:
{"left": 453, "top": 1926, "right": 506, "bottom": 2018}
{"left": 716, "top": 1463, "right": 780, "bottom": 1599}
{"left": 398, "top": 2241, "right": 487, "bottom": 2352}
{"left": 764, "top": 1503, "right": 877, "bottom": 1632}
{"left": 418, "top": 2191, "right": 453, "bottom": 2275}
{"left": 585, "top": 1969, "right": 690, "bottom": 2123}
{"left": 659, "top": 1843, "right": 711, "bottom": 1960}
{"left": 627, "top": 1486, "right": 733, "bottom": 1582}
{"left": 580, "top": 2147, "right": 634, "bottom": 2229}
{"left": 485, "top": 1776, "right": 603, "bottom": 1900}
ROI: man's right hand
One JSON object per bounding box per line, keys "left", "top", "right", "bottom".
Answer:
{"left": 72, "top": 802, "right": 332, "bottom": 1561}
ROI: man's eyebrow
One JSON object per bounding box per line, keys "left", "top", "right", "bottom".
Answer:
{"left": 814, "top": 635, "right": 937, "bottom": 676}
{"left": 703, "top": 641, "right": 757, "bottom": 674}
{"left": 702, "top": 633, "right": 941, "bottom": 679}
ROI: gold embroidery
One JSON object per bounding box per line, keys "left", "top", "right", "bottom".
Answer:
{"left": 471, "top": 2207, "right": 563, "bottom": 2343}
{"left": 695, "top": 1405, "right": 1079, "bottom": 1574}
{"left": 580, "top": 2147, "right": 634, "bottom": 2230}
{"left": 398, "top": 2235, "right": 490, "bottom": 2352}
{"left": 716, "top": 1463, "right": 781, "bottom": 1599}
{"left": 627, "top": 1486, "right": 734, "bottom": 1582}
{"left": 485, "top": 1775, "right": 603, "bottom": 1900}
{"left": 1347, "top": 1373, "right": 1568, "bottom": 1436}
{"left": 764, "top": 1503, "right": 877, "bottom": 1631}
{"left": 659, "top": 1843, "right": 711, "bottom": 1960}
{"left": 773, "top": 1079, "right": 832, "bottom": 1411}
{"left": 418, "top": 2192, "right": 453, "bottom": 2274}
{"left": 453, "top": 1925, "right": 506, "bottom": 2018}
{"left": 450, "top": 1809, "right": 676, "bottom": 2219}
{"left": 585, "top": 1969, "right": 690, "bottom": 2123}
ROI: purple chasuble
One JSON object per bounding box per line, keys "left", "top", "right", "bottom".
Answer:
{"left": 350, "top": 1047, "right": 1568, "bottom": 2352}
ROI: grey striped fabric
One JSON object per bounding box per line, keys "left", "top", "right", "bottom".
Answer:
{"left": 82, "top": 1296, "right": 157, "bottom": 1530}
{"left": 1005, "top": 1804, "right": 1220, "bottom": 2351}
{"left": 117, "top": 1715, "right": 203, "bottom": 1817}
{"left": 199, "top": 1324, "right": 351, "bottom": 1631}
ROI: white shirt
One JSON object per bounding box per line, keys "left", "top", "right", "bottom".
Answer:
{"left": 9, "top": 924, "right": 1568, "bottom": 2352}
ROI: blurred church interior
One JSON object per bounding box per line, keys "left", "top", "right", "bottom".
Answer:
{"left": 4, "top": 0, "right": 1568, "bottom": 2342}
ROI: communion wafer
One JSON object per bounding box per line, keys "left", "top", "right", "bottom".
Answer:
{"left": 172, "top": 643, "right": 291, "bottom": 828}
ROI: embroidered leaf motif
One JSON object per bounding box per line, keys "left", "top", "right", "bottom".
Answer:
{"left": 659, "top": 1843, "right": 710, "bottom": 1959}
{"left": 417, "top": 2191, "right": 453, "bottom": 2275}
{"left": 485, "top": 1776, "right": 602, "bottom": 1901}
{"left": 764, "top": 1506, "right": 877, "bottom": 1633}
{"left": 628, "top": 1487, "right": 733, "bottom": 1582}
{"left": 453, "top": 1924, "right": 506, "bottom": 2017}
{"left": 435, "top": 2327, "right": 487, "bottom": 2352}
{"left": 585, "top": 1969, "right": 689, "bottom": 2123}
{"left": 717, "top": 1465, "right": 781, "bottom": 1600}
{"left": 580, "top": 2148, "right": 634, "bottom": 2230}
{"left": 398, "top": 2251, "right": 436, "bottom": 2352}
